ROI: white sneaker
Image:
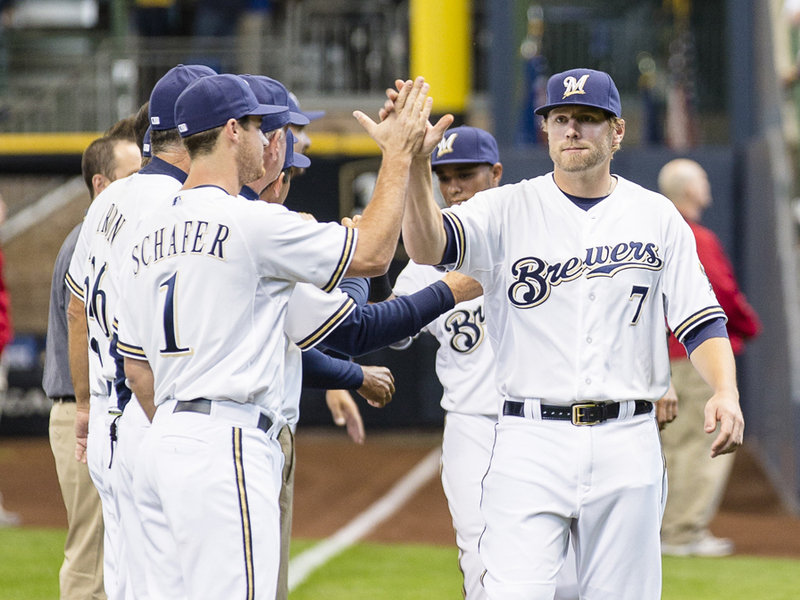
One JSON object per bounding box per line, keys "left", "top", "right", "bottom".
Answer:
{"left": 0, "top": 507, "right": 20, "bottom": 527}
{"left": 662, "top": 534, "right": 734, "bottom": 557}
{"left": 0, "top": 492, "right": 20, "bottom": 528}
{"left": 690, "top": 534, "right": 734, "bottom": 557}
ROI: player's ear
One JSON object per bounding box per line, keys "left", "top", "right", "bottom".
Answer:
{"left": 491, "top": 163, "right": 503, "bottom": 186}
{"left": 92, "top": 173, "right": 111, "bottom": 196}
{"left": 612, "top": 118, "right": 625, "bottom": 145}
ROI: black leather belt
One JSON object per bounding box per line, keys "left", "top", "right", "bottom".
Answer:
{"left": 503, "top": 399, "right": 653, "bottom": 426}
{"left": 52, "top": 396, "right": 76, "bottom": 402}
{"left": 173, "top": 399, "right": 273, "bottom": 433}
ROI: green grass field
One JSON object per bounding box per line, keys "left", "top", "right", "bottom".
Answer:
{"left": 3, "top": 529, "right": 800, "bottom": 599}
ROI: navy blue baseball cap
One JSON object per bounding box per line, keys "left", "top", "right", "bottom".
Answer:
{"left": 288, "top": 92, "right": 325, "bottom": 122}
{"left": 174, "top": 74, "right": 289, "bottom": 138}
{"left": 149, "top": 64, "right": 217, "bottom": 131}
{"left": 431, "top": 126, "right": 499, "bottom": 167}
{"left": 534, "top": 68, "right": 621, "bottom": 118}
{"left": 142, "top": 126, "right": 151, "bottom": 158}
{"left": 284, "top": 130, "right": 310, "bottom": 170}
{"left": 238, "top": 75, "right": 305, "bottom": 129}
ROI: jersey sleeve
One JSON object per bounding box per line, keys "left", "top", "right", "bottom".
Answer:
{"left": 243, "top": 203, "right": 357, "bottom": 292}
{"left": 392, "top": 260, "right": 442, "bottom": 337}
{"left": 660, "top": 205, "right": 727, "bottom": 342}
{"left": 115, "top": 269, "right": 147, "bottom": 361}
{"left": 284, "top": 283, "right": 356, "bottom": 350}
{"left": 65, "top": 218, "right": 91, "bottom": 300}
{"left": 440, "top": 187, "right": 505, "bottom": 282}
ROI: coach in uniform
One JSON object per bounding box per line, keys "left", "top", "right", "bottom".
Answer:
{"left": 117, "top": 74, "right": 445, "bottom": 598}
{"left": 398, "top": 68, "right": 744, "bottom": 599}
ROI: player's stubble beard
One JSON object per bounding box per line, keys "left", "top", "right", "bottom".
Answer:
{"left": 236, "top": 133, "right": 266, "bottom": 186}
{"left": 550, "top": 128, "right": 614, "bottom": 173}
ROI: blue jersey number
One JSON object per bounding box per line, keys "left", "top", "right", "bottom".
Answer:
{"left": 629, "top": 285, "right": 650, "bottom": 325}
{"left": 159, "top": 273, "right": 191, "bottom": 355}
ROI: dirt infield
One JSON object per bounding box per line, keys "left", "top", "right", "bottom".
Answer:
{"left": 1, "top": 428, "right": 799, "bottom": 558}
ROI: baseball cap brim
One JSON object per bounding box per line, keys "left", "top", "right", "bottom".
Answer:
{"left": 431, "top": 157, "right": 494, "bottom": 167}
{"left": 251, "top": 103, "right": 290, "bottom": 118}
{"left": 289, "top": 111, "right": 310, "bottom": 126}
{"left": 301, "top": 109, "right": 325, "bottom": 122}
{"left": 291, "top": 151, "right": 311, "bottom": 169}
{"left": 533, "top": 101, "right": 617, "bottom": 116}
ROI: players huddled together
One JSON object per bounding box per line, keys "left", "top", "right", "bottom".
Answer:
{"left": 51, "top": 64, "right": 744, "bottom": 600}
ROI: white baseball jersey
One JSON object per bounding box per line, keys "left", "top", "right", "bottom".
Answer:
{"left": 66, "top": 171, "right": 184, "bottom": 404}
{"left": 116, "top": 186, "right": 356, "bottom": 419}
{"left": 442, "top": 173, "right": 724, "bottom": 404}
{"left": 280, "top": 283, "right": 357, "bottom": 428}
{"left": 393, "top": 262, "right": 499, "bottom": 415}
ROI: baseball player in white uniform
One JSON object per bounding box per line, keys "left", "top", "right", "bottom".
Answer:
{"left": 396, "top": 68, "right": 744, "bottom": 600}
{"left": 66, "top": 64, "right": 220, "bottom": 600}
{"left": 115, "top": 74, "right": 448, "bottom": 599}
{"left": 392, "top": 125, "right": 578, "bottom": 600}
{"left": 241, "top": 108, "right": 481, "bottom": 600}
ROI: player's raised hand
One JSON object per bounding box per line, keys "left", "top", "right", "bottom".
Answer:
{"left": 381, "top": 79, "right": 454, "bottom": 157}
{"left": 356, "top": 365, "right": 395, "bottom": 408}
{"left": 353, "top": 76, "right": 432, "bottom": 157}
{"left": 704, "top": 390, "right": 744, "bottom": 457}
{"left": 325, "top": 389, "right": 366, "bottom": 445}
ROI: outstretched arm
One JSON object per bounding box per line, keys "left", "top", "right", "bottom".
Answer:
{"left": 346, "top": 77, "right": 435, "bottom": 276}
{"left": 379, "top": 80, "right": 452, "bottom": 265}
{"left": 403, "top": 153, "right": 449, "bottom": 265}
{"left": 321, "top": 273, "right": 481, "bottom": 356}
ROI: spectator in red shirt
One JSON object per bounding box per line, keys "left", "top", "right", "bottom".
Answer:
{"left": 657, "top": 159, "right": 761, "bottom": 557}
{"left": 0, "top": 193, "right": 17, "bottom": 527}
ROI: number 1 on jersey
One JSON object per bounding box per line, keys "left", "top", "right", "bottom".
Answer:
{"left": 629, "top": 285, "right": 650, "bottom": 325}
{"left": 159, "top": 272, "right": 192, "bottom": 355}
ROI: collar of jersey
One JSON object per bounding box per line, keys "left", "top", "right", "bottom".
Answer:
{"left": 138, "top": 156, "right": 188, "bottom": 184}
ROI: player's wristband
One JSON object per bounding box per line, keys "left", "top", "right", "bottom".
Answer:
{"left": 368, "top": 273, "right": 393, "bottom": 303}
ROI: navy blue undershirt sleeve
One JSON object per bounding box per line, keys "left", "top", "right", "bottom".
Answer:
{"left": 337, "top": 278, "right": 370, "bottom": 307}
{"left": 320, "top": 280, "right": 455, "bottom": 357}
{"left": 684, "top": 317, "right": 729, "bottom": 356}
{"left": 440, "top": 217, "right": 459, "bottom": 266}
{"left": 301, "top": 348, "right": 363, "bottom": 389}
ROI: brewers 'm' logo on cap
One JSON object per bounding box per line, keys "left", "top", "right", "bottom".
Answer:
{"left": 562, "top": 74, "right": 590, "bottom": 99}
{"left": 436, "top": 132, "right": 459, "bottom": 157}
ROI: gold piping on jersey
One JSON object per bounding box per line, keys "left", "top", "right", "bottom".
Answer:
{"left": 322, "top": 226, "right": 356, "bottom": 293}
{"left": 295, "top": 297, "right": 357, "bottom": 350}
{"left": 232, "top": 427, "right": 255, "bottom": 600}
{"left": 115, "top": 339, "right": 146, "bottom": 360}
{"left": 65, "top": 272, "right": 85, "bottom": 301}
{"left": 443, "top": 211, "right": 466, "bottom": 271}
{"left": 672, "top": 306, "right": 727, "bottom": 341}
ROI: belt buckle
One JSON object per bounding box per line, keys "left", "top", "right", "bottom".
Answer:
{"left": 571, "top": 403, "right": 600, "bottom": 426}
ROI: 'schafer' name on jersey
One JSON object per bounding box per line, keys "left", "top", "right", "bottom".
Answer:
{"left": 131, "top": 220, "right": 230, "bottom": 274}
